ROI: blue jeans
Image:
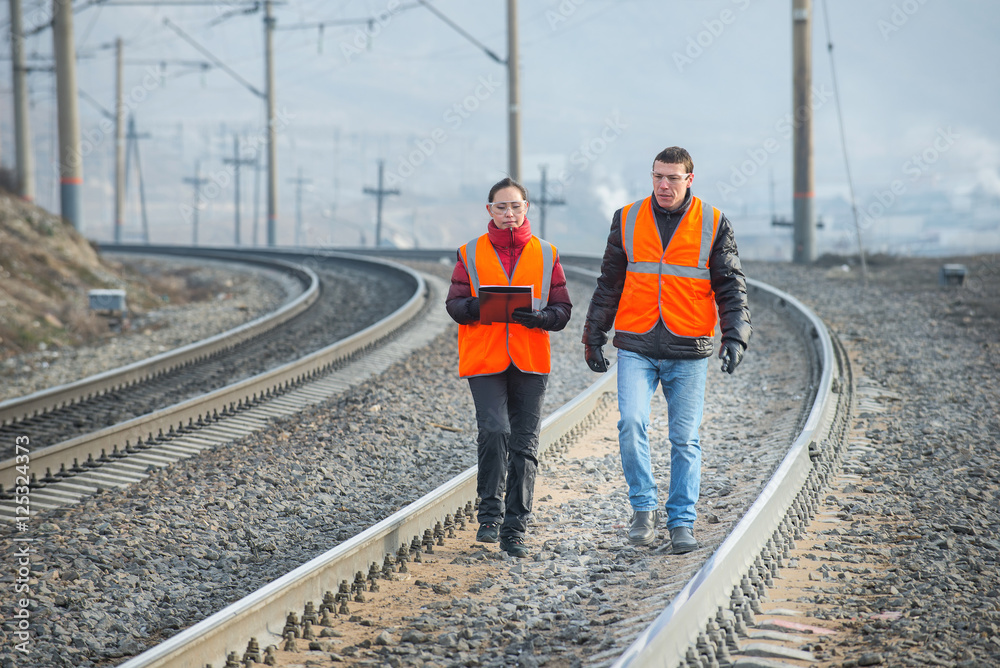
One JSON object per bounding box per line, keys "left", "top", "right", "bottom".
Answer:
{"left": 616, "top": 349, "right": 708, "bottom": 529}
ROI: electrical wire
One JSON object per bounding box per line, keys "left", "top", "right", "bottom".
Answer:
{"left": 820, "top": 0, "right": 868, "bottom": 284}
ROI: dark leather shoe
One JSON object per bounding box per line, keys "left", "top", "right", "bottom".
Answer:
{"left": 499, "top": 535, "right": 529, "bottom": 558}
{"left": 476, "top": 522, "right": 499, "bottom": 543}
{"left": 670, "top": 526, "right": 698, "bottom": 554}
{"left": 628, "top": 510, "right": 658, "bottom": 546}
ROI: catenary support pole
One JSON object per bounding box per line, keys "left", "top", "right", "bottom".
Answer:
{"left": 288, "top": 167, "right": 311, "bottom": 246}
{"left": 536, "top": 165, "right": 565, "bottom": 241}
{"left": 792, "top": 0, "right": 815, "bottom": 264}
{"left": 115, "top": 38, "right": 125, "bottom": 243}
{"left": 224, "top": 134, "right": 253, "bottom": 246}
{"left": 264, "top": 0, "right": 278, "bottom": 246}
{"left": 506, "top": 0, "right": 521, "bottom": 182}
{"left": 53, "top": 0, "right": 83, "bottom": 229}
{"left": 363, "top": 160, "right": 400, "bottom": 248}
{"left": 9, "top": 0, "right": 35, "bottom": 201}
{"left": 183, "top": 161, "right": 208, "bottom": 246}
{"left": 252, "top": 153, "right": 262, "bottom": 247}
{"left": 126, "top": 115, "right": 151, "bottom": 244}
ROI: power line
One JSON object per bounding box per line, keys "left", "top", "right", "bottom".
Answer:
{"left": 161, "top": 17, "right": 264, "bottom": 98}
{"left": 415, "top": 0, "right": 504, "bottom": 64}
{"left": 820, "top": 0, "right": 868, "bottom": 284}
{"left": 276, "top": 3, "right": 422, "bottom": 31}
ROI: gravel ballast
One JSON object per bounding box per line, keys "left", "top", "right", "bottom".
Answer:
{"left": 0, "top": 257, "right": 811, "bottom": 668}
{"left": 0, "top": 253, "right": 996, "bottom": 668}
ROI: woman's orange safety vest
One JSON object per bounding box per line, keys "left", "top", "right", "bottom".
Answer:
{"left": 458, "top": 234, "right": 555, "bottom": 377}
{"left": 614, "top": 196, "right": 721, "bottom": 338}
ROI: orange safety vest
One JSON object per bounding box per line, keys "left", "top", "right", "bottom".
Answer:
{"left": 614, "top": 196, "right": 721, "bottom": 338}
{"left": 457, "top": 234, "right": 556, "bottom": 377}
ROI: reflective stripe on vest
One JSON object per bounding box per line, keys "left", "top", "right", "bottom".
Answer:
{"left": 457, "top": 234, "right": 555, "bottom": 377}
{"left": 614, "top": 196, "right": 721, "bottom": 338}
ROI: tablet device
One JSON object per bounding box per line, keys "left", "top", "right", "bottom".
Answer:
{"left": 478, "top": 285, "right": 533, "bottom": 325}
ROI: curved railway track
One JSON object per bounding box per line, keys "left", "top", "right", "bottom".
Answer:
{"left": 0, "top": 248, "right": 426, "bottom": 514}
{"left": 1, "top": 248, "right": 857, "bottom": 668}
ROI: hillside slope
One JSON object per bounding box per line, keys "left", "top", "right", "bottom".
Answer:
{"left": 0, "top": 194, "right": 163, "bottom": 358}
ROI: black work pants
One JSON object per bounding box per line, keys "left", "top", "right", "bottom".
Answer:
{"left": 468, "top": 365, "right": 547, "bottom": 539}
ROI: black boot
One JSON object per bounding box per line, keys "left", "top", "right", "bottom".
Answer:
{"left": 628, "top": 510, "right": 658, "bottom": 546}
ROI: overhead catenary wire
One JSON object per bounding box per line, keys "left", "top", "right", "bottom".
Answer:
{"left": 161, "top": 16, "right": 264, "bottom": 98}
{"left": 819, "top": 0, "right": 868, "bottom": 284}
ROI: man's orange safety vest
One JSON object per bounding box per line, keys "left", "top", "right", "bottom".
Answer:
{"left": 614, "top": 196, "right": 721, "bottom": 338}
{"left": 458, "top": 234, "right": 555, "bottom": 377}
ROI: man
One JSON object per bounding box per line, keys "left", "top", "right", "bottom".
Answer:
{"left": 582, "top": 146, "right": 751, "bottom": 554}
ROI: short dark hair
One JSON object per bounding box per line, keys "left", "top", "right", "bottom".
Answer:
{"left": 653, "top": 147, "right": 694, "bottom": 174}
{"left": 488, "top": 177, "right": 529, "bottom": 203}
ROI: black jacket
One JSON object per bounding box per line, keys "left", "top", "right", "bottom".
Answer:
{"left": 582, "top": 191, "right": 751, "bottom": 359}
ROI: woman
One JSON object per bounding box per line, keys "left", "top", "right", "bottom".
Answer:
{"left": 446, "top": 177, "right": 572, "bottom": 558}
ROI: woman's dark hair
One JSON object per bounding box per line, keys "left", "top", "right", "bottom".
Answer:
{"left": 488, "top": 177, "right": 529, "bottom": 203}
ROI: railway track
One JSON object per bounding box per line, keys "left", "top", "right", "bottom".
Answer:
{"left": 1, "top": 248, "right": 856, "bottom": 667}
{"left": 0, "top": 248, "right": 426, "bottom": 518}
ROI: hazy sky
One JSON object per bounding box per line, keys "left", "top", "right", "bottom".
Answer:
{"left": 2, "top": 0, "right": 998, "bottom": 255}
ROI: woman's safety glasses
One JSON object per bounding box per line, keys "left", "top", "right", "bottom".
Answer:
{"left": 489, "top": 201, "right": 526, "bottom": 215}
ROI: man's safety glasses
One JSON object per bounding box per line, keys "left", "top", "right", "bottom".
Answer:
{"left": 651, "top": 172, "right": 691, "bottom": 184}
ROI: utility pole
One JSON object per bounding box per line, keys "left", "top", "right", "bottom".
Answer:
{"left": 770, "top": 169, "right": 792, "bottom": 229}
{"left": 363, "top": 160, "right": 400, "bottom": 248}
{"left": 288, "top": 167, "right": 311, "bottom": 246}
{"left": 124, "top": 115, "right": 151, "bottom": 243}
{"left": 792, "top": 0, "right": 815, "bottom": 263}
{"left": 53, "top": 0, "right": 83, "bottom": 228}
{"left": 183, "top": 160, "right": 209, "bottom": 246}
{"left": 252, "top": 153, "right": 262, "bottom": 246}
{"left": 417, "top": 0, "right": 520, "bottom": 182}
{"left": 224, "top": 135, "right": 254, "bottom": 245}
{"left": 264, "top": 0, "right": 278, "bottom": 246}
{"left": 114, "top": 38, "right": 125, "bottom": 242}
{"left": 536, "top": 165, "right": 564, "bottom": 240}
{"left": 9, "top": 0, "right": 34, "bottom": 201}
{"left": 506, "top": 0, "right": 521, "bottom": 181}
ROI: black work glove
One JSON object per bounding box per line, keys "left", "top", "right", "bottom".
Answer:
{"left": 585, "top": 345, "right": 610, "bottom": 373}
{"left": 468, "top": 298, "right": 480, "bottom": 322}
{"left": 719, "top": 340, "right": 745, "bottom": 374}
{"left": 511, "top": 307, "right": 554, "bottom": 330}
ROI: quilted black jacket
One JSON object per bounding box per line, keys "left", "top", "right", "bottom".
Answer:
{"left": 582, "top": 191, "right": 752, "bottom": 359}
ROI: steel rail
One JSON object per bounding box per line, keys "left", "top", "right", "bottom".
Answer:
{"left": 117, "top": 362, "right": 618, "bottom": 668}
{"left": 612, "top": 278, "right": 848, "bottom": 667}
{"left": 0, "top": 250, "right": 425, "bottom": 496}
{"left": 0, "top": 249, "right": 320, "bottom": 428}
{"left": 115, "top": 268, "right": 837, "bottom": 668}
